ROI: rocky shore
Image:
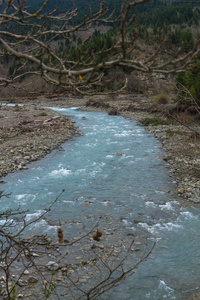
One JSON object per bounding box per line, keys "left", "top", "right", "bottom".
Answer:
{"left": 0, "top": 103, "right": 80, "bottom": 178}
{"left": 1, "top": 94, "right": 200, "bottom": 205}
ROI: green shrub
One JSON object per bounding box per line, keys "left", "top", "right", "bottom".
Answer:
{"left": 166, "top": 130, "right": 174, "bottom": 137}
{"left": 152, "top": 94, "right": 170, "bottom": 104}
{"left": 38, "top": 112, "right": 48, "bottom": 116}
{"left": 140, "top": 117, "right": 173, "bottom": 126}
{"left": 176, "top": 59, "right": 200, "bottom": 103}
{"left": 126, "top": 72, "right": 144, "bottom": 93}
{"left": 166, "top": 130, "right": 187, "bottom": 137}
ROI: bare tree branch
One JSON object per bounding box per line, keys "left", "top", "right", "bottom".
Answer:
{"left": 0, "top": 0, "right": 199, "bottom": 95}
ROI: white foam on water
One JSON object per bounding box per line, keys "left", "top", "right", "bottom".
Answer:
{"left": 114, "top": 131, "right": 130, "bottom": 137}
{"left": 85, "top": 132, "right": 95, "bottom": 136}
{"left": 122, "top": 219, "right": 131, "bottom": 225}
{"left": 30, "top": 219, "right": 48, "bottom": 230}
{"left": 106, "top": 155, "right": 114, "bottom": 158}
{"left": 75, "top": 168, "right": 86, "bottom": 175}
{"left": 129, "top": 226, "right": 137, "bottom": 232}
{"left": 25, "top": 210, "right": 44, "bottom": 222}
{"left": 131, "top": 193, "right": 147, "bottom": 200}
{"left": 159, "top": 280, "right": 174, "bottom": 292}
{"left": 102, "top": 174, "right": 108, "bottom": 178}
{"left": 146, "top": 280, "right": 175, "bottom": 299}
{"left": 16, "top": 194, "right": 26, "bottom": 200}
{"left": 85, "top": 143, "right": 97, "bottom": 147}
{"left": 70, "top": 107, "right": 79, "bottom": 110}
{"left": 135, "top": 157, "right": 143, "bottom": 161}
{"left": 46, "top": 224, "right": 59, "bottom": 232}
{"left": 159, "top": 202, "right": 175, "bottom": 211}
{"left": 90, "top": 170, "right": 101, "bottom": 176}
{"left": 101, "top": 201, "right": 109, "bottom": 206}
{"left": 145, "top": 201, "right": 157, "bottom": 208}
{"left": 93, "top": 162, "right": 105, "bottom": 169}
{"left": 27, "top": 217, "right": 58, "bottom": 233}
{"left": 53, "top": 107, "right": 78, "bottom": 112}
{"left": 0, "top": 219, "right": 14, "bottom": 225}
{"left": 179, "top": 211, "right": 198, "bottom": 220}
{"left": 31, "top": 176, "right": 40, "bottom": 181}
{"left": 76, "top": 196, "right": 96, "bottom": 204}
{"left": 155, "top": 190, "right": 167, "bottom": 195}
{"left": 15, "top": 194, "right": 36, "bottom": 204}
{"left": 138, "top": 221, "right": 182, "bottom": 235}
{"left": 51, "top": 107, "right": 67, "bottom": 112}
{"left": 49, "top": 168, "right": 71, "bottom": 177}
{"left": 136, "top": 130, "right": 144, "bottom": 134}
{"left": 132, "top": 133, "right": 144, "bottom": 137}
{"left": 109, "top": 141, "right": 118, "bottom": 144}
{"left": 77, "top": 196, "right": 85, "bottom": 202}
{"left": 2, "top": 103, "right": 23, "bottom": 107}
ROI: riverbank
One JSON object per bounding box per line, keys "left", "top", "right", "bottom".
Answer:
{"left": 0, "top": 103, "right": 80, "bottom": 178}
{"left": 1, "top": 94, "right": 200, "bottom": 205}
{"left": 82, "top": 94, "right": 200, "bottom": 204}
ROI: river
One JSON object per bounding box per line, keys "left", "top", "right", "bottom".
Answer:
{"left": 1, "top": 107, "right": 200, "bottom": 299}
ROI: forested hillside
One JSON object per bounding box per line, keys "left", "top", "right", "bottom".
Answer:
{"left": 1, "top": 0, "right": 199, "bottom": 26}
{"left": 26, "top": 0, "right": 200, "bottom": 26}
{"left": 0, "top": 0, "right": 200, "bottom": 99}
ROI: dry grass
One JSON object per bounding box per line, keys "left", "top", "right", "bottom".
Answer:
{"left": 152, "top": 93, "right": 171, "bottom": 104}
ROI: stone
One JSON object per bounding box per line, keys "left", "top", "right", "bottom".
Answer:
{"left": 0, "top": 262, "right": 6, "bottom": 268}
{"left": 28, "top": 276, "right": 38, "bottom": 284}
{"left": 96, "top": 244, "right": 104, "bottom": 249}
{"left": 116, "top": 152, "right": 123, "bottom": 156}
{"left": 24, "top": 156, "right": 30, "bottom": 160}
{"left": 178, "top": 188, "right": 184, "bottom": 194}
{"left": 0, "top": 276, "right": 5, "bottom": 282}
{"left": 31, "top": 252, "right": 39, "bottom": 257}
{"left": 46, "top": 261, "right": 59, "bottom": 270}
{"left": 17, "top": 280, "right": 26, "bottom": 286}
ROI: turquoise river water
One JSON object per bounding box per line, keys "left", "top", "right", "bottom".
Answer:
{"left": 1, "top": 107, "right": 200, "bottom": 299}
